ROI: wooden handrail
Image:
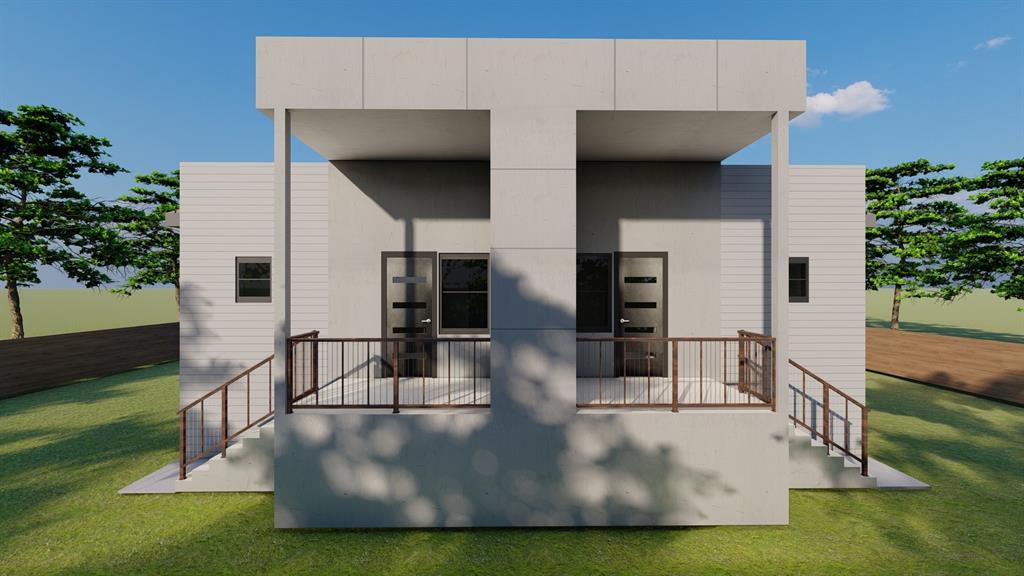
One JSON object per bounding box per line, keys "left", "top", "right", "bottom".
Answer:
{"left": 788, "top": 359, "right": 866, "bottom": 409}
{"left": 179, "top": 330, "right": 320, "bottom": 480}
{"left": 178, "top": 355, "right": 273, "bottom": 415}
{"left": 788, "top": 358, "right": 869, "bottom": 476}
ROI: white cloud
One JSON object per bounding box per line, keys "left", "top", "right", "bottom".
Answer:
{"left": 951, "top": 60, "right": 967, "bottom": 71}
{"left": 794, "top": 81, "right": 890, "bottom": 128}
{"left": 976, "top": 36, "right": 1011, "bottom": 50}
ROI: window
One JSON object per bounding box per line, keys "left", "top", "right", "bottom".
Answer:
{"left": 789, "top": 257, "right": 809, "bottom": 303}
{"left": 236, "top": 257, "right": 271, "bottom": 303}
{"left": 439, "top": 254, "right": 488, "bottom": 333}
{"left": 577, "top": 253, "right": 612, "bottom": 332}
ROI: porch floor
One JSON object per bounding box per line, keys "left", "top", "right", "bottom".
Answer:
{"left": 291, "top": 376, "right": 769, "bottom": 408}
{"left": 576, "top": 377, "right": 768, "bottom": 406}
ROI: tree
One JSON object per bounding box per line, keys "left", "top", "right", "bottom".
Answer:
{"left": 0, "top": 105, "right": 128, "bottom": 339}
{"left": 866, "top": 160, "right": 968, "bottom": 329}
{"left": 112, "top": 171, "right": 180, "bottom": 308}
{"left": 940, "top": 158, "right": 1023, "bottom": 309}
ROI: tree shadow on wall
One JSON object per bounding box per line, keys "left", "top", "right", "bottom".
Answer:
{"left": 274, "top": 263, "right": 770, "bottom": 529}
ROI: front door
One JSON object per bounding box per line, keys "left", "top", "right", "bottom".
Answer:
{"left": 614, "top": 252, "right": 667, "bottom": 377}
{"left": 382, "top": 252, "right": 436, "bottom": 377}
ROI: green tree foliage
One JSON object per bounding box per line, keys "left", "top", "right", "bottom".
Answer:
{"left": 112, "top": 171, "right": 180, "bottom": 308}
{"left": 0, "top": 105, "right": 129, "bottom": 339}
{"left": 940, "top": 158, "right": 1023, "bottom": 308}
{"left": 866, "top": 160, "right": 968, "bottom": 329}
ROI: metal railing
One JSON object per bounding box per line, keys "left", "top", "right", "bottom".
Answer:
{"left": 789, "top": 359, "right": 869, "bottom": 476}
{"left": 287, "top": 336, "right": 490, "bottom": 412}
{"left": 575, "top": 331, "right": 776, "bottom": 410}
{"left": 177, "top": 330, "right": 319, "bottom": 481}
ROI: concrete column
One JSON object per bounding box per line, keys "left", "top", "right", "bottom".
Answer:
{"left": 272, "top": 108, "right": 291, "bottom": 422}
{"left": 771, "top": 110, "right": 790, "bottom": 425}
{"left": 489, "top": 107, "right": 578, "bottom": 424}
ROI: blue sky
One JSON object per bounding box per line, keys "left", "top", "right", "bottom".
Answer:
{"left": 1, "top": 0, "right": 1022, "bottom": 286}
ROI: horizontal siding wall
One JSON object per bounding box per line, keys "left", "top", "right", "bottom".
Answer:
{"left": 179, "top": 163, "right": 328, "bottom": 410}
{"left": 721, "top": 164, "right": 866, "bottom": 447}
{"left": 720, "top": 165, "right": 770, "bottom": 336}
{"left": 788, "top": 165, "right": 866, "bottom": 448}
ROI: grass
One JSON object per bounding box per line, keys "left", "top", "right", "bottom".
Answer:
{"left": 0, "top": 288, "right": 178, "bottom": 338}
{"left": 0, "top": 366, "right": 1021, "bottom": 574}
{"left": 867, "top": 288, "right": 1023, "bottom": 344}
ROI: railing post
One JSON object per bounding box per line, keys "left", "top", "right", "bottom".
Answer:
{"left": 313, "top": 332, "right": 320, "bottom": 406}
{"left": 738, "top": 333, "right": 746, "bottom": 393}
{"left": 392, "top": 339, "right": 400, "bottom": 414}
{"left": 770, "top": 338, "right": 777, "bottom": 412}
{"left": 861, "top": 407, "right": 869, "bottom": 476}
{"left": 286, "top": 337, "right": 294, "bottom": 414}
{"left": 220, "top": 388, "right": 228, "bottom": 458}
{"left": 671, "top": 340, "right": 678, "bottom": 413}
{"left": 179, "top": 410, "right": 187, "bottom": 480}
{"left": 822, "top": 381, "right": 830, "bottom": 449}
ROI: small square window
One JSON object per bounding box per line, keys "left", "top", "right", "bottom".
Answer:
{"left": 439, "top": 254, "right": 488, "bottom": 333}
{"left": 789, "top": 257, "right": 809, "bottom": 303}
{"left": 236, "top": 257, "right": 271, "bottom": 303}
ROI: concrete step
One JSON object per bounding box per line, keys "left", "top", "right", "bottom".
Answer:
{"left": 789, "top": 424, "right": 877, "bottom": 489}
{"left": 175, "top": 422, "right": 275, "bottom": 492}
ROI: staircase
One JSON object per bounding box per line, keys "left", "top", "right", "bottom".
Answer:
{"left": 790, "top": 425, "right": 876, "bottom": 488}
{"left": 176, "top": 421, "right": 275, "bottom": 492}
{"left": 176, "top": 331, "right": 319, "bottom": 486}
{"left": 788, "top": 358, "right": 875, "bottom": 489}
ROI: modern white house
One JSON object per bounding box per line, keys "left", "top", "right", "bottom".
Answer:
{"left": 167, "top": 36, "right": 887, "bottom": 528}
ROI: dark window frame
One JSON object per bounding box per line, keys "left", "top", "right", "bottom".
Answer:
{"left": 235, "top": 256, "right": 272, "bottom": 303}
{"left": 576, "top": 253, "right": 614, "bottom": 333}
{"left": 438, "top": 253, "right": 490, "bottom": 335}
{"left": 789, "top": 257, "right": 810, "bottom": 303}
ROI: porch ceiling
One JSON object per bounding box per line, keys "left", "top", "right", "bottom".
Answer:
{"left": 276, "top": 109, "right": 778, "bottom": 162}
{"left": 577, "top": 111, "right": 774, "bottom": 161}
{"left": 287, "top": 109, "right": 490, "bottom": 161}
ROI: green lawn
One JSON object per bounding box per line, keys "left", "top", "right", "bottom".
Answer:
{"left": 0, "top": 366, "right": 1021, "bottom": 574}
{"left": 867, "top": 288, "right": 1023, "bottom": 343}
{"left": 1, "top": 288, "right": 177, "bottom": 337}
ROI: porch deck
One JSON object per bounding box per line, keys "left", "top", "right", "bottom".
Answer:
{"left": 288, "top": 376, "right": 766, "bottom": 409}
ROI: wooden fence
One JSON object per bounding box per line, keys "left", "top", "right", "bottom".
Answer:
{"left": 0, "top": 323, "right": 179, "bottom": 399}
{"left": 866, "top": 327, "right": 1024, "bottom": 406}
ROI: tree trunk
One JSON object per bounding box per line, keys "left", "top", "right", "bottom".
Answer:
{"left": 174, "top": 283, "right": 180, "bottom": 317}
{"left": 6, "top": 279, "right": 24, "bottom": 339}
{"left": 890, "top": 284, "right": 902, "bottom": 330}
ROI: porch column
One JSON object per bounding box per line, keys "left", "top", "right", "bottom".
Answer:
{"left": 489, "top": 107, "right": 578, "bottom": 423}
{"left": 272, "top": 108, "right": 291, "bottom": 419}
{"left": 771, "top": 111, "right": 789, "bottom": 414}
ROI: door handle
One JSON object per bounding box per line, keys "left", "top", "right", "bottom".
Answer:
{"left": 421, "top": 318, "right": 432, "bottom": 324}
{"left": 619, "top": 318, "right": 630, "bottom": 324}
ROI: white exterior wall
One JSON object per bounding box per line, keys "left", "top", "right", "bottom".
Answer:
{"left": 720, "top": 165, "right": 772, "bottom": 336}
{"left": 788, "top": 166, "right": 867, "bottom": 446}
{"left": 719, "top": 165, "right": 866, "bottom": 434}
{"left": 578, "top": 162, "right": 722, "bottom": 336}
{"left": 179, "top": 163, "right": 328, "bottom": 411}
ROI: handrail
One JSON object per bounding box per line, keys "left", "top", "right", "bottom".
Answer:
{"left": 177, "top": 356, "right": 273, "bottom": 415}
{"left": 178, "top": 329, "right": 320, "bottom": 481}
{"left": 574, "top": 332, "right": 776, "bottom": 411}
{"left": 789, "top": 359, "right": 865, "bottom": 408}
{"left": 576, "top": 335, "right": 774, "bottom": 343}
{"left": 286, "top": 335, "right": 490, "bottom": 412}
{"left": 788, "top": 358, "right": 869, "bottom": 477}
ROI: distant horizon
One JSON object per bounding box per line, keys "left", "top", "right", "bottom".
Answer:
{"left": 3, "top": 0, "right": 1021, "bottom": 287}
